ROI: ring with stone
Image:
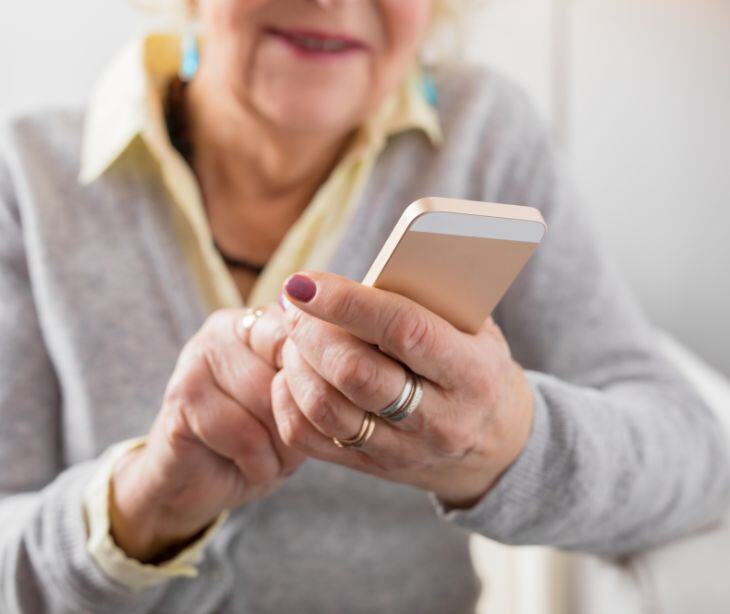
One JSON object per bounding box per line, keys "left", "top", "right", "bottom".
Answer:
{"left": 239, "top": 306, "right": 265, "bottom": 345}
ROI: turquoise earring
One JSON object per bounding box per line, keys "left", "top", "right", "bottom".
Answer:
{"left": 180, "top": 26, "right": 199, "bottom": 81}
{"left": 421, "top": 67, "right": 438, "bottom": 107}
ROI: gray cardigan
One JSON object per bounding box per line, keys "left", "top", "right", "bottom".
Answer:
{"left": 1, "top": 64, "right": 728, "bottom": 614}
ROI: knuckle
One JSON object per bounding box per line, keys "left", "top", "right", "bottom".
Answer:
{"left": 161, "top": 366, "right": 213, "bottom": 445}
{"left": 198, "top": 342, "right": 221, "bottom": 377}
{"left": 180, "top": 325, "right": 223, "bottom": 375}
{"left": 236, "top": 421, "right": 281, "bottom": 484}
{"left": 178, "top": 335, "right": 205, "bottom": 369}
{"left": 432, "top": 421, "right": 477, "bottom": 459}
{"left": 204, "top": 308, "right": 233, "bottom": 335}
{"left": 301, "top": 383, "right": 337, "bottom": 428}
{"left": 164, "top": 368, "right": 207, "bottom": 410}
{"left": 333, "top": 350, "right": 377, "bottom": 396}
{"left": 330, "top": 289, "right": 361, "bottom": 326}
{"left": 385, "top": 308, "right": 434, "bottom": 357}
{"left": 160, "top": 401, "right": 195, "bottom": 450}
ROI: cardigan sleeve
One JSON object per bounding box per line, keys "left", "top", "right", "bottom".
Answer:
{"left": 0, "top": 142, "right": 170, "bottom": 613}
{"left": 431, "top": 84, "right": 730, "bottom": 555}
{"left": 83, "top": 436, "right": 229, "bottom": 591}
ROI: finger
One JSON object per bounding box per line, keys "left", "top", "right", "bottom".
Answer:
{"left": 281, "top": 271, "right": 478, "bottom": 388}
{"left": 197, "top": 309, "right": 304, "bottom": 471}
{"left": 167, "top": 360, "right": 282, "bottom": 485}
{"left": 248, "top": 303, "right": 288, "bottom": 369}
{"left": 281, "top": 326, "right": 476, "bottom": 467}
{"left": 271, "top": 369, "right": 358, "bottom": 464}
{"left": 195, "top": 309, "right": 272, "bottom": 412}
{"left": 271, "top": 368, "right": 413, "bottom": 475}
{"left": 281, "top": 338, "right": 407, "bottom": 449}
{"left": 284, "top": 311, "right": 430, "bottom": 433}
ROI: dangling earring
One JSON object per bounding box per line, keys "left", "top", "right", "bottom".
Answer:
{"left": 420, "top": 63, "right": 438, "bottom": 107}
{"left": 179, "top": 22, "right": 199, "bottom": 82}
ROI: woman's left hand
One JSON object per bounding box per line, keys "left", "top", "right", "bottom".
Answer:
{"left": 270, "top": 271, "right": 535, "bottom": 509}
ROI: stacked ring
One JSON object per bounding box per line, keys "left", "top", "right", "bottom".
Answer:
{"left": 388, "top": 375, "right": 423, "bottom": 422}
{"left": 378, "top": 368, "right": 423, "bottom": 423}
{"left": 332, "top": 412, "right": 376, "bottom": 449}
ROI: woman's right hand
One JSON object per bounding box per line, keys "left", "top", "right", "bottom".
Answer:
{"left": 109, "top": 306, "right": 301, "bottom": 563}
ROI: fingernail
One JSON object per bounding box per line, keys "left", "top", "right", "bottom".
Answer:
{"left": 285, "top": 274, "right": 316, "bottom": 303}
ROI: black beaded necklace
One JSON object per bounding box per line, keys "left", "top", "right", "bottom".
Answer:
{"left": 164, "top": 76, "right": 266, "bottom": 276}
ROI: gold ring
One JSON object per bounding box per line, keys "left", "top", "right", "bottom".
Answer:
{"left": 239, "top": 306, "right": 265, "bottom": 344}
{"left": 332, "top": 412, "right": 375, "bottom": 449}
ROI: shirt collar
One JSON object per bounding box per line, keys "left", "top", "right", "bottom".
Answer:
{"left": 78, "top": 32, "right": 442, "bottom": 185}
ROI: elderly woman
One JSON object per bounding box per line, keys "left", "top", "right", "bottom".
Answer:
{"left": 1, "top": 0, "right": 729, "bottom": 612}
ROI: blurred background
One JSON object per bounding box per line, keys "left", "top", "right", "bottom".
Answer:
{"left": 2, "top": 0, "right": 729, "bottom": 377}
{"left": 2, "top": 1, "right": 729, "bottom": 613}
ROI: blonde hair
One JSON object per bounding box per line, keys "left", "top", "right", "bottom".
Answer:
{"left": 427, "top": 0, "right": 485, "bottom": 63}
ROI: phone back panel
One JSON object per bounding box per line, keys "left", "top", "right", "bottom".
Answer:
{"left": 362, "top": 198, "right": 546, "bottom": 334}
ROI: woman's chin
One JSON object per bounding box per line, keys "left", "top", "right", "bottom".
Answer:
{"left": 253, "top": 95, "right": 365, "bottom": 137}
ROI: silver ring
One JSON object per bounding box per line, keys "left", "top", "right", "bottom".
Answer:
{"left": 378, "top": 369, "right": 415, "bottom": 419}
{"left": 387, "top": 374, "right": 423, "bottom": 422}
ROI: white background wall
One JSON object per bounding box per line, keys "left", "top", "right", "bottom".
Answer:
{"left": 2, "top": 0, "right": 729, "bottom": 375}
{"left": 568, "top": 0, "right": 730, "bottom": 378}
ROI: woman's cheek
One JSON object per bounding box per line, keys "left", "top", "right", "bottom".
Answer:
{"left": 202, "top": 0, "right": 269, "bottom": 24}
{"left": 368, "top": 0, "right": 434, "bottom": 104}
{"left": 379, "top": 0, "right": 434, "bottom": 52}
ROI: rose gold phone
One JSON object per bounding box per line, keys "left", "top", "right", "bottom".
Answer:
{"left": 362, "top": 197, "right": 547, "bottom": 334}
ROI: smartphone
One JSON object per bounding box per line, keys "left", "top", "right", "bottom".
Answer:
{"left": 362, "top": 197, "right": 547, "bottom": 334}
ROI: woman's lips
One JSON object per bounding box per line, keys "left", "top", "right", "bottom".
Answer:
{"left": 264, "top": 26, "right": 368, "bottom": 59}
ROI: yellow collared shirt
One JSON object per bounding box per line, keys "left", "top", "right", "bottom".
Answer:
{"left": 80, "top": 31, "right": 441, "bottom": 589}
{"left": 79, "top": 32, "right": 441, "bottom": 311}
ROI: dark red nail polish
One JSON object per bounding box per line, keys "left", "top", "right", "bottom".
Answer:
{"left": 285, "top": 274, "right": 316, "bottom": 303}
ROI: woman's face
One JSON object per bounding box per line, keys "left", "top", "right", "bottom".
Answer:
{"left": 197, "top": 0, "right": 435, "bottom": 135}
